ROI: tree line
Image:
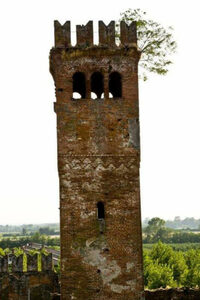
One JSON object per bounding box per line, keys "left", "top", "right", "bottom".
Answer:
{"left": 143, "top": 217, "right": 200, "bottom": 230}
{"left": 0, "top": 232, "right": 60, "bottom": 249}
{"left": 0, "top": 224, "right": 59, "bottom": 234}
{"left": 143, "top": 218, "right": 200, "bottom": 244}
{"left": 2, "top": 218, "right": 200, "bottom": 247}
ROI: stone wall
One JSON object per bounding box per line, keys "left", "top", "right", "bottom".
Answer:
{"left": 0, "top": 253, "right": 59, "bottom": 299}
{"left": 145, "top": 288, "right": 200, "bottom": 300}
{"left": 0, "top": 272, "right": 59, "bottom": 300}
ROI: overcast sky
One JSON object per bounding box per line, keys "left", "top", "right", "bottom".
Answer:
{"left": 0, "top": 0, "right": 199, "bottom": 224}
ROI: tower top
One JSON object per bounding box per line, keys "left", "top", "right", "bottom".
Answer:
{"left": 54, "top": 20, "right": 137, "bottom": 48}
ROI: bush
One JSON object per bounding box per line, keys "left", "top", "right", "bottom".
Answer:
{"left": 146, "top": 262, "right": 175, "bottom": 289}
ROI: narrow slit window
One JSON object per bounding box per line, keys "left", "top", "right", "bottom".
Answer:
{"left": 109, "top": 72, "right": 122, "bottom": 98}
{"left": 97, "top": 202, "right": 105, "bottom": 219}
{"left": 91, "top": 72, "right": 104, "bottom": 99}
{"left": 73, "top": 72, "right": 86, "bottom": 99}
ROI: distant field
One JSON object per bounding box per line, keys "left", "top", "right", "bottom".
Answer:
{"left": 143, "top": 242, "right": 200, "bottom": 251}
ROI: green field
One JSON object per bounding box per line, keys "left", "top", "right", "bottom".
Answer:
{"left": 143, "top": 242, "right": 200, "bottom": 251}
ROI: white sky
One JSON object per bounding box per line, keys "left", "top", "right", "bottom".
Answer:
{"left": 0, "top": 0, "right": 200, "bottom": 224}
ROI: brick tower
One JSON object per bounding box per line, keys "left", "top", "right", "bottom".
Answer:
{"left": 50, "top": 20, "right": 144, "bottom": 300}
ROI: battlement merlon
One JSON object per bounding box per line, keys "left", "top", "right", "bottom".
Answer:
{"left": 53, "top": 20, "right": 138, "bottom": 48}
{"left": 54, "top": 21, "right": 71, "bottom": 48}
{"left": 0, "top": 253, "right": 53, "bottom": 273}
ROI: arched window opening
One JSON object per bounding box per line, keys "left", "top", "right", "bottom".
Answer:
{"left": 109, "top": 72, "right": 122, "bottom": 98}
{"left": 73, "top": 72, "right": 86, "bottom": 99}
{"left": 97, "top": 202, "right": 105, "bottom": 219}
{"left": 91, "top": 72, "right": 104, "bottom": 99}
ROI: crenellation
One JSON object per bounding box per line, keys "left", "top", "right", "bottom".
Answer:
{"left": 0, "top": 253, "right": 54, "bottom": 274}
{"left": 53, "top": 20, "right": 138, "bottom": 48}
{"left": 76, "top": 21, "right": 93, "bottom": 47}
{"left": 120, "top": 21, "right": 137, "bottom": 46}
{"left": 54, "top": 21, "right": 71, "bottom": 48}
{"left": 99, "top": 21, "right": 116, "bottom": 46}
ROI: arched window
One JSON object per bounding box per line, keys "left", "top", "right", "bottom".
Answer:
{"left": 73, "top": 72, "right": 86, "bottom": 99}
{"left": 109, "top": 72, "right": 122, "bottom": 98}
{"left": 97, "top": 202, "right": 105, "bottom": 219}
{"left": 91, "top": 72, "right": 104, "bottom": 99}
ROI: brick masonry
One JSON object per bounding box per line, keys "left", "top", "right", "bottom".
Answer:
{"left": 0, "top": 272, "right": 59, "bottom": 300}
{"left": 145, "top": 288, "right": 200, "bottom": 300}
{"left": 50, "top": 20, "right": 144, "bottom": 299}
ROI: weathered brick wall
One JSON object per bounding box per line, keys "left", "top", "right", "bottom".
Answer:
{"left": 50, "top": 21, "right": 144, "bottom": 300}
{"left": 0, "top": 272, "right": 59, "bottom": 300}
{"left": 0, "top": 253, "right": 59, "bottom": 299}
{"left": 145, "top": 288, "right": 200, "bottom": 300}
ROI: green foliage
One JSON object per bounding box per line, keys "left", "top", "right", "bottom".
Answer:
{"left": 54, "top": 258, "right": 60, "bottom": 274}
{"left": 22, "top": 228, "right": 27, "bottom": 235}
{"left": 148, "top": 218, "right": 165, "bottom": 228}
{"left": 119, "top": 9, "right": 177, "bottom": 80}
{"left": 146, "top": 262, "right": 175, "bottom": 289}
{"left": 149, "top": 242, "right": 188, "bottom": 285}
{"left": 144, "top": 217, "right": 173, "bottom": 243}
{"left": 143, "top": 217, "right": 200, "bottom": 230}
{"left": 0, "top": 232, "right": 60, "bottom": 249}
{"left": 40, "top": 247, "right": 48, "bottom": 255}
{"left": 145, "top": 217, "right": 165, "bottom": 234}
{"left": 0, "top": 247, "right": 5, "bottom": 256}
{"left": 0, "top": 223, "right": 59, "bottom": 235}
{"left": 150, "top": 241, "right": 174, "bottom": 265}
{"left": 3, "top": 248, "right": 10, "bottom": 255}
{"left": 169, "top": 251, "right": 188, "bottom": 284}
{"left": 13, "top": 247, "right": 24, "bottom": 257}
{"left": 23, "top": 253, "right": 27, "bottom": 272}
{"left": 39, "top": 227, "right": 56, "bottom": 235}
{"left": 143, "top": 243, "right": 200, "bottom": 252}
{"left": 144, "top": 229, "right": 200, "bottom": 244}
{"left": 28, "top": 249, "right": 39, "bottom": 256}
{"left": 143, "top": 242, "right": 200, "bottom": 289}
{"left": 143, "top": 250, "right": 153, "bottom": 286}
{"left": 143, "top": 217, "right": 200, "bottom": 244}
{"left": 184, "top": 250, "right": 200, "bottom": 287}
{"left": 171, "top": 232, "right": 200, "bottom": 243}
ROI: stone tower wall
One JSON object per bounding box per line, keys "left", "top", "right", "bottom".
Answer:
{"left": 50, "top": 20, "right": 144, "bottom": 300}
